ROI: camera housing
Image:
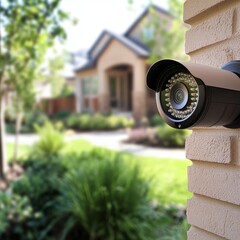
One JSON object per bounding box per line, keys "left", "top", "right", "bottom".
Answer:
{"left": 146, "top": 59, "right": 240, "bottom": 129}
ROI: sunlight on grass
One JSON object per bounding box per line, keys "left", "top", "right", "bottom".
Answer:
{"left": 7, "top": 144, "right": 30, "bottom": 161}
{"left": 136, "top": 156, "right": 192, "bottom": 204}
{"left": 62, "top": 139, "right": 95, "bottom": 154}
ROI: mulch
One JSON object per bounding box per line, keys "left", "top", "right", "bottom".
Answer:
{"left": 0, "top": 163, "right": 24, "bottom": 191}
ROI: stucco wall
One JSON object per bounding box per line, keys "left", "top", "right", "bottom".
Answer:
{"left": 184, "top": 0, "right": 240, "bottom": 239}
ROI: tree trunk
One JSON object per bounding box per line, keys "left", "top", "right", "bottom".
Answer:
{"left": 13, "top": 111, "right": 23, "bottom": 163}
{"left": 0, "top": 97, "right": 7, "bottom": 179}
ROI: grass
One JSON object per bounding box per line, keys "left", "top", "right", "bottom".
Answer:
{"left": 62, "top": 139, "right": 95, "bottom": 154}
{"left": 7, "top": 144, "right": 30, "bottom": 161}
{"left": 137, "top": 156, "right": 191, "bottom": 204}
{"left": 7, "top": 138, "right": 191, "bottom": 204}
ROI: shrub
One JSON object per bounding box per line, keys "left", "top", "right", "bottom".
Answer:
{"left": 91, "top": 114, "right": 108, "bottom": 130}
{"left": 0, "top": 191, "right": 40, "bottom": 240}
{"left": 150, "top": 114, "right": 165, "bottom": 127}
{"left": 55, "top": 156, "right": 158, "bottom": 240}
{"left": 23, "top": 110, "right": 49, "bottom": 133}
{"left": 107, "top": 115, "right": 135, "bottom": 129}
{"left": 156, "top": 124, "right": 191, "bottom": 147}
{"left": 5, "top": 110, "right": 49, "bottom": 134}
{"left": 4, "top": 108, "right": 16, "bottom": 123}
{"left": 65, "top": 113, "right": 135, "bottom": 131}
{"left": 33, "top": 122, "right": 65, "bottom": 157}
{"left": 65, "top": 113, "right": 79, "bottom": 129}
{"left": 53, "top": 110, "right": 72, "bottom": 121}
{"left": 5, "top": 123, "right": 16, "bottom": 134}
{"left": 10, "top": 156, "right": 67, "bottom": 239}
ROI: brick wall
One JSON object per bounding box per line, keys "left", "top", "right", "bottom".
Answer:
{"left": 184, "top": 0, "right": 240, "bottom": 239}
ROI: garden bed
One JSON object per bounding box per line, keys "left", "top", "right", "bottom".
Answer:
{"left": 3, "top": 128, "right": 191, "bottom": 239}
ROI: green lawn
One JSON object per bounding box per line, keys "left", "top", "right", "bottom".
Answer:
{"left": 7, "top": 138, "right": 191, "bottom": 204}
{"left": 62, "top": 139, "right": 95, "bottom": 154}
{"left": 7, "top": 144, "right": 31, "bottom": 161}
{"left": 137, "top": 156, "right": 191, "bottom": 204}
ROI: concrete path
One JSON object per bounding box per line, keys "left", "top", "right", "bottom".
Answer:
{"left": 6, "top": 130, "right": 186, "bottom": 160}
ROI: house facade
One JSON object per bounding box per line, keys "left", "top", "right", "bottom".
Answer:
{"left": 74, "top": 5, "right": 171, "bottom": 121}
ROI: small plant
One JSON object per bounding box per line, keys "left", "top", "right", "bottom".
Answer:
{"left": 55, "top": 155, "right": 158, "bottom": 240}
{"left": 33, "top": 122, "right": 65, "bottom": 157}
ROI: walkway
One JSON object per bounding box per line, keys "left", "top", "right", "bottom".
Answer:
{"left": 6, "top": 130, "right": 186, "bottom": 160}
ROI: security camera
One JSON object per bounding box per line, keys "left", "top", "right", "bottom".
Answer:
{"left": 146, "top": 59, "right": 240, "bottom": 129}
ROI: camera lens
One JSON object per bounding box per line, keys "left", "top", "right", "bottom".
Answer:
{"left": 170, "top": 83, "right": 188, "bottom": 110}
{"left": 160, "top": 72, "right": 199, "bottom": 120}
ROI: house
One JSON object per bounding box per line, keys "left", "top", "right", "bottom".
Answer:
{"left": 74, "top": 4, "right": 172, "bottom": 122}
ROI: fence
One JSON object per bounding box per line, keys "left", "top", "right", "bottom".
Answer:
{"left": 40, "top": 97, "right": 76, "bottom": 116}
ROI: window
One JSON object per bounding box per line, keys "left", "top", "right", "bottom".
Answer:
{"left": 81, "top": 76, "right": 98, "bottom": 96}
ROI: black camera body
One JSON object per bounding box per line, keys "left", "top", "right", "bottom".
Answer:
{"left": 146, "top": 60, "right": 240, "bottom": 129}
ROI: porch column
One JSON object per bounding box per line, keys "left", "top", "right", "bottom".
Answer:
{"left": 75, "top": 78, "right": 83, "bottom": 113}
{"left": 132, "top": 59, "right": 147, "bottom": 123}
{"left": 99, "top": 70, "right": 110, "bottom": 113}
{"left": 184, "top": 1, "right": 240, "bottom": 239}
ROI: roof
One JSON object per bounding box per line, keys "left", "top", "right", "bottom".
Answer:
{"left": 75, "top": 30, "right": 149, "bottom": 72}
{"left": 75, "top": 4, "right": 170, "bottom": 73}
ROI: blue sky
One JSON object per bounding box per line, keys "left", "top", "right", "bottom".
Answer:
{"left": 59, "top": 0, "right": 169, "bottom": 53}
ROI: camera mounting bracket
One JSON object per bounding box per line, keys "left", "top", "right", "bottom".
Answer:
{"left": 222, "top": 60, "right": 240, "bottom": 77}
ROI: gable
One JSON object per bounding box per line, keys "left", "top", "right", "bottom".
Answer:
{"left": 97, "top": 39, "right": 146, "bottom": 71}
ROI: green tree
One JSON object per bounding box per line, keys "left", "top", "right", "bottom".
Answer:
{"left": 8, "top": 33, "right": 51, "bottom": 163}
{"left": 0, "top": 0, "right": 69, "bottom": 177}
{"left": 39, "top": 51, "right": 70, "bottom": 98}
{"left": 142, "top": 0, "right": 188, "bottom": 63}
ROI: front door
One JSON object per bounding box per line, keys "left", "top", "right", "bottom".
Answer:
{"left": 109, "top": 73, "right": 132, "bottom": 112}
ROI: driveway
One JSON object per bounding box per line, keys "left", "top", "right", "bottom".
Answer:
{"left": 6, "top": 130, "right": 186, "bottom": 160}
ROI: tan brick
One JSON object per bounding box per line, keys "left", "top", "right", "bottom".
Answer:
{"left": 188, "top": 226, "right": 225, "bottom": 240}
{"left": 188, "top": 36, "right": 240, "bottom": 66}
{"left": 188, "top": 163, "right": 240, "bottom": 205}
{"left": 189, "top": 47, "right": 233, "bottom": 68}
{"left": 185, "top": 9, "right": 234, "bottom": 53}
{"left": 186, "top": 135, "right": 232, "bottom": 163}
{"left": 187, "top": 195, "right": 240, "bottom": 239}
{"left": 184, "top": 0, "right": 225, "bottom": 23}
{"left": 234, "top": 7, "right": 240, "bottom": 35}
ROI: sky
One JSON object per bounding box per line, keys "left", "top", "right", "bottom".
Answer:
{"left": 58, "top": 0, "right": 169, "bottom": 53}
